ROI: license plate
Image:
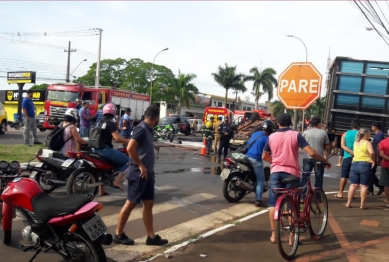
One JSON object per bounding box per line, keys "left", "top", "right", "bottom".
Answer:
{"left": 82, "top": 215, "right": 107, "bottom": 241}
{"left": 61, "top": 159, "right": 75, "bottom": 168}
{"left": 220, "top": 168, "right": 231, "bottom": 180}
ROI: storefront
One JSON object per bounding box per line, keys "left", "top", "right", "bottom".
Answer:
{"left": 3, "top": 90, "right": 46, "bottom": 121}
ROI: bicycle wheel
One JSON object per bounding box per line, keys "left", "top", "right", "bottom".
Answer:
{"left": 276, "top": 196, "right": 300, "bottom": 260}
{"left": 308, "top": 188, "right": 328, "bottom": 239}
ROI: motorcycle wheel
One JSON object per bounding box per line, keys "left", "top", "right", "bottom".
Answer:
{"left": 35, "top": 172, "right": 57, "bottom": 194}
{"left": 13, "top": 123, "right": 21, "bottom": 130}
{"left": 3, "top": 231, "right": 11, "bottom": 245}
{"left": 66, "top": 169, "right": 98, "bottom": 198}
{"left": 64, "top": 231, "right": 106, "bottom": 262}
{"left": 222, "top": 173, "right": 247, "bottom": 203}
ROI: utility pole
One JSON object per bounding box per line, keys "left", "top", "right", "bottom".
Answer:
{"left": 64, "top": 41, "right": 76, "bottom": 83}
{"left": 94, "top": 28, "right": 103, "bottom": 88}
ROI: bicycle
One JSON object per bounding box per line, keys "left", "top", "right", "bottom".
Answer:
{"left": 272, "top": 162, "right": 329, "bottom": 260}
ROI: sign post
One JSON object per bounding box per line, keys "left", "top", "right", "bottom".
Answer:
{"left": 7, "top": 71, "right": 36, "bottom": 122}
{"left": 276, "top": 62, "right": 322, "bottom": 130}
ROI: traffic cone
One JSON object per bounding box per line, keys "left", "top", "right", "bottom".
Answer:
{"left": 199, "top": 137, "right": 207, "bottom": 156}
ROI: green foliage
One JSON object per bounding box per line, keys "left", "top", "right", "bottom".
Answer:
{"left": 245, "top": 67, "right": 277, "bottom": 109}
{"left": 30, "top": 83, "right": 48, "bottom": 90}
{"left": 212, "top": 63, "right": 246, "bottom": 108}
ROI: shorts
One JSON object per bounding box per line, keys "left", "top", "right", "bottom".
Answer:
{"left": 379, "top": 167, "right": 389, "bottom": 187}
{"left": 126, "top": 169, "right": 155, "bottom": 204}
{"left": 341, "top": 157, "right": 353, "bottom": 179}
{"left": 339, "top": 149, "right": 344, "bottom": 157}
{"left": 268, "top": 172, "right": 294, "bottom": 207}
{"left": 350, "top": 162, "right": 371, "bottom": 186}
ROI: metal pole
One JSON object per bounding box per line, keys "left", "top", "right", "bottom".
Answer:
{"left": 150, "top": 48, "right": 168, "bottom": 104}
{"left": 17, "top": 83, "right": 25, "bottom": 122}
{"left": 95, "top": 28, "right": 102, "bottom": 88}
{"left": 64, "top": 41, "right": 76, "bottom": 83}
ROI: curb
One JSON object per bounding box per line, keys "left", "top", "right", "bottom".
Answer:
{"left": 140, "top": 209, "right": 270, "bottom": 262}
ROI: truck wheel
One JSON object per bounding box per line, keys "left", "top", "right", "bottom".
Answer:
{"left": 39, "top": 128, "right": 46, "bottom": 132}
{"left": 0, "top": 120, "right": 6, "bottom": 134}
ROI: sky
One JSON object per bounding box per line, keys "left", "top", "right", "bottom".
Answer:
{"left": 1, "top": 1, "right": 388, "bottom": 104}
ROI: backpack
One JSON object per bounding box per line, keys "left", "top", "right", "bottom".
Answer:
{"left": 88, "top": 120, "right": 107, "bottom": 149}
{"left": 46, "top": 123, "right": 73, "bottom": 151}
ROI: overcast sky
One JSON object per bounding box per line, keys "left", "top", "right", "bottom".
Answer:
{"left": 0, "top": 1, "right": 388, "bottom": 104}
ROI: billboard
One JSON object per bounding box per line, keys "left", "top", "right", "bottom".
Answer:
{"left": 4, "top": 90, "right": 46, "bottom": 104}
{"left": 7, "top": 71, "right": 36, "bottom": 84}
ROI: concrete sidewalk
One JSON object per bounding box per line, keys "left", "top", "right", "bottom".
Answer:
{"left": 150, "top": 192, "right": 389, "bottom": 262}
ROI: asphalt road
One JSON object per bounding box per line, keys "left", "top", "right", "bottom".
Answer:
{"left": 0, "top": 128, "right": 48, "bottom": 145}
{"left": 0, "top": 142, "right": 356, "bottom": 261}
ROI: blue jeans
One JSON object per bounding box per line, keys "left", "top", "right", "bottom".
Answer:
{"left": 92, "top": 146, "right": 129, "bottom": 173}
{"left": 268, "top": 172, "right": 293, "bottom": 207}
{"left": 301, "top": 158, "right": 324, "bottom": 189}
{"left": 248, "top": 157, "right": 265, "bottom": 202}
{"left": 80, "top": 126, "right": 90, "bottom": 138}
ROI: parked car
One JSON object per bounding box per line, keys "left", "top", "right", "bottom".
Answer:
{"left": 36, "top": 112, "right": 46, "bottom": 132}
{"left": 188, "top": 118, "right": 204, "bottom": 134}
{"left": 0, "top": 102, "right": 8, "bottom": 134}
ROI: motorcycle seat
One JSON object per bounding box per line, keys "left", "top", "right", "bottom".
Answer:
{"left": 32, "top": 193, "right": 91, "bottom": 221}
{"left": 83, "top": 151, "right": 117, "bottom": 166}
{"left": 282, "top": 176, "right": 300, "bottom": 185}
{"left": 52, "top": 152, "right": 68, "bottom": 160}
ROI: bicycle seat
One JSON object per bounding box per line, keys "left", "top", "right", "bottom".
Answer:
{"left": 282, "top": 176, "right": 300, "bottom": 185}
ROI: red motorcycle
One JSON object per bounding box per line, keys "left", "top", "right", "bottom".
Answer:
{"left": 1, "top": 160, "right": 112, "bottom": 262}
{"left": 64, "top": 146, "right": 128, "bottom": 198}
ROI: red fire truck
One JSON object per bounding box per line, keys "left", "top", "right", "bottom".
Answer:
{"left": 43, "top": 83, "right": 150, "bottom": 129}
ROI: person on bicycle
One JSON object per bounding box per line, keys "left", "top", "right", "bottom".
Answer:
{"left": 92, "top": 103, "right": 130, "bottom": 196}
{"left": 245, "top": 120, "right": 276, "bottom": 207}
{"left": 262, "top": 113, "right": 331, "bottom": 243}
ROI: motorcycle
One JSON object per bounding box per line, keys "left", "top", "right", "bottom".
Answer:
{"left": 220, "top": 153, "right": 270, "bottom": 203}
{"left": 9, "top": 119, "right": 24, "bottom": 130}
{"left": 20, "top": 149, "right": 80, "bottom": 194}
{"left": 64, "top": 146, "right": 128, "bottom": 198}
{"left": 154, "top": 125, "right": 175, "bottom": 142}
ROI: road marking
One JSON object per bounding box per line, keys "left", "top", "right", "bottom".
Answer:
{"left": 105, "top": 202, "right": 262, "bottom": 262}
{"left": 102, "top": 193, "right": 217, "bottom": 228}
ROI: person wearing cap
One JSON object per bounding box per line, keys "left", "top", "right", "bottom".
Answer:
{"left": 217, "top": 116, "right": 233, "bottom": 162}
{"left": 75, "top": 98, "right": 82, "bottom": 110}
{"left": 119, "top": 108, "right": 132, "bottom": 139}
{"left": 262, "top": 113, "right": 331, "bottom": 244}
{"left": 22, "top": 89, "right": 42, "bottom": 145}
{"left": 80, "top": 101, "right": 95, "bottom": 137}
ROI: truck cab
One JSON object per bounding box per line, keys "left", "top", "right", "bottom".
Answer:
{"left": 203, "top": 107, "right": 233, "bottom": 125}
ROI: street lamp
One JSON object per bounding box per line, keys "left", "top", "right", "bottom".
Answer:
{"left": 71, "top": 59, "right": 87, "bottom": 77}
{"left": 150, "top": 48, "right": 168, "bottom": 105}
{"left": 286, "top": 34, "right": 308, "bottom": 131}
{"left": 366, "top": 27, "right": 374, "bottom": 31}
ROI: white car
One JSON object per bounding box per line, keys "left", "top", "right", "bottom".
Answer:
{"left": 188, "top": 119, "right": 203, "bottom": 134}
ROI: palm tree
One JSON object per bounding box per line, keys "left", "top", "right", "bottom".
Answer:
{"left": 245, "top": 67, "right": 277, "bottom": 110}
{"left": 271, "top": 100, "right": 295, "bottom": 118}
{"left": 306, "top": 97, "right": 326, "bottom": 120}
{"left": 212, "top": 63, "right": 245, "bottom": 108}
{"left": 171, "top": 70, "right": 199, "bottom": 114}
{"left": 231, "top": 81, "right": 247, "bottom": 110}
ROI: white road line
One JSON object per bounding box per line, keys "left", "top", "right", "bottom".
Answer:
{"left": 105, "top": 202, "right": 261, "bottom": 262}
{"left": 102, "top": 193, "right": 218, "bottom": 228}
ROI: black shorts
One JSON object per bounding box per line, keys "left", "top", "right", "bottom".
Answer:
{"left": 126, "top": 170, "right": 155, "bottom": 204}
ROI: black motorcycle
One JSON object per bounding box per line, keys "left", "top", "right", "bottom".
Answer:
{"left": 220, "top": 154, "right": 270, "bottom": 203}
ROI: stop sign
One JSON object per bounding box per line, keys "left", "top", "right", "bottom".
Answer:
{"left": 277, "top": 62, "right": 322, "bottom": 110}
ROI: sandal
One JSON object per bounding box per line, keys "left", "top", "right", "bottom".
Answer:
{"left": 99, "top": 191, "right": 110, "bottom": 196}
{"left": 334, "top": 195, "right": 343, "bottom": 199}
{"left": 269, "top": 230, "right": 276, "bottom": 243}
{"left": 345, "top": 204, "right": 352, "bottom": 208}
{"left": 335, "top": 164, "right": 341, "bottom": 167}
{"left": 360, "top": 206, "right": 368, "bottom": 210}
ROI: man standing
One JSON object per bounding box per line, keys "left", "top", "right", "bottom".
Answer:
{"left": 218, "top": 116, "right": 233, "bottom": 162}
{"left": 113, "top": 105, "right": 168, "bottom": 246}
{"left": 213, "top": 116, "right": 222, "bottom": 153}
{"left": 95, "top": 104, "right": 104, "bottom": 124}
{"left": 369, "top": 122, "right": 385, "bottom": 195}
{"left": 80, "top": 101, "right": 94, "bottom": 137}
{"left": 75, "top": 98, "right": 82, "bottom": 110}
{"left": 262, "top": 113, "right": 330, "bottom": 243}
{"left": 301, "top": 117, "right": 330, "bottom": 189}
{"left": 193, "top": 116, "right": 198, "bottom": 136}
{"left": 22, "top": 89, "right": 42, "bottom": 145}
{"left": 203, "top": 116, "right": 214, "bottom": 155}
{"left": 335, "top": 119, "right": 361, "bottom": 199}
{"left": 120, "top": 108, "right": 132, "bottom": 139}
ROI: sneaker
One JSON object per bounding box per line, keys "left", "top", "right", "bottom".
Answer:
{"left": 113, "top": 232, "right": 134, "bottom": 245}
{"left": 255, "top": 201, "right": 262, "bottom": 207}
{"left": 368, "top": 191, "right": 374, "bottom": 196}
{"left": 146, "top": 234, "right": 168, "bottom": 246}
{"left": 377, "top": 187, "right": 384, "bottom": 196}
{"left": 33, "top": 141, "right": 42, "bottom": 145}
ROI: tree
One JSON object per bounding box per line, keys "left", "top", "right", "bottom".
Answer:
{"left": 212, "top": 63, "right": 245, "bottom": 109}
{"left": 168, "top": 70, "right": 199, "bottom": 114}
{"left": 306, "top": 97, "right": 326, "bottom": 120}
{"left": 245, "top": 67, "right": 277, "bottom": 110}
{"left": 231, "top": 80, "right": 247, "bottom": 110}
{"left": 30, "top": 83, "right": 48, "bottom": 90}
{"left": 271, "top": 100, "right": 294, "bottom": 118}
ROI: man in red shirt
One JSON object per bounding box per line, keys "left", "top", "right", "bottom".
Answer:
{"left": 378, "top": 130, "right": 389, "bottom": 207}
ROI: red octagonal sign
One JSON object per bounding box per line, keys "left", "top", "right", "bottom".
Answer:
{"left": 277, "top": 62, "right": 322, "bottom": 110}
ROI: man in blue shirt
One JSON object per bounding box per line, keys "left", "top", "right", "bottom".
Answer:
{"left": 369, "top": 122, "right": 385, "bottom": 195}
{"left": 95, "top": 104, "right": 104, "bottom": 124}
{"left": 119, "top": 108, "right": 132, "bottom": 139}
{"left": 245, "top": 120, "right": 276, "bottom": 207}
{"left": 22, "top": 90, "right": 42, "bottom": 145}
